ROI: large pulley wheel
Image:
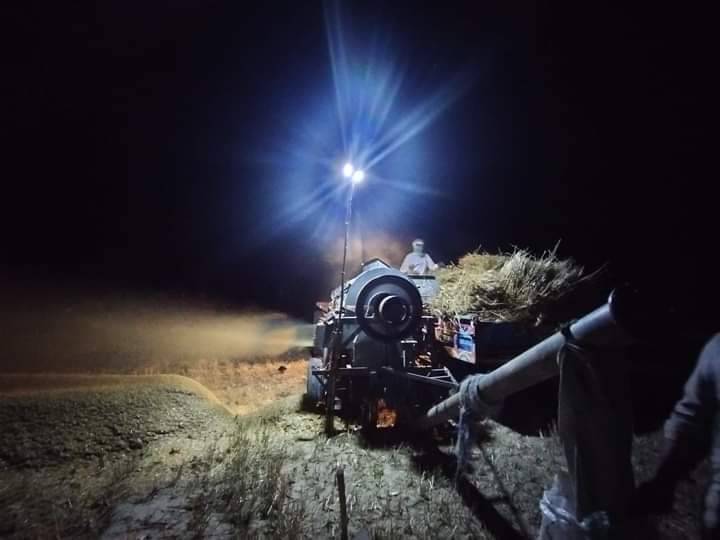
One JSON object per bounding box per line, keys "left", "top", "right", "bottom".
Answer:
{"left": 354, "top": 273, "right": 423, "bottom": 342}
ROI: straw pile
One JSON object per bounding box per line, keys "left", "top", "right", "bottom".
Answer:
{"left": 431, "top": 248, "right": 589, "bottom": 323}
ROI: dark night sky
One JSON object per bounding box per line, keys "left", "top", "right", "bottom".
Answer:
{"left": 2, "top": 2, "right": 715, "bottom": 318}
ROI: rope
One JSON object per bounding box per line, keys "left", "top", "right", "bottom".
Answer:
{"left": 454, "top": 375, "right": 501, "bottom": 484}
{"left": 455, "top": 378, "right": 476, "bottom": 484}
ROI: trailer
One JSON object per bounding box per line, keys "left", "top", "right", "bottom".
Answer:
{"left": 305, "top": 258, "right": 557, "bottom": 429}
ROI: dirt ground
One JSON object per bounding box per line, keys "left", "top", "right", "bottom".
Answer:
{"left": 0, "top": 371, "right": 708, "bottom": 539}
{"left": 0, "top": 286, "right": 708, "bottom": 538}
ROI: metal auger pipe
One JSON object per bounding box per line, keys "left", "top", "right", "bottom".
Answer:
{"left": 416, "top": 290, "right": 637, "bottom": 431}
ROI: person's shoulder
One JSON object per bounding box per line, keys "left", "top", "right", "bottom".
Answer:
{"left": 705, "top": 334, "right": 720, "bottom": 354}
{"left": 697, "top": 334, "right": 720, "bottom": 375}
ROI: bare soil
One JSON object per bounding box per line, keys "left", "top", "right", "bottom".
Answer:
{"left": 0, "top": 372, "right": 708, "bottom": 539}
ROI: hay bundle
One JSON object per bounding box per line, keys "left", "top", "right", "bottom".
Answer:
{"left": 431, "top": 248, "right": 589, "bottom": 323}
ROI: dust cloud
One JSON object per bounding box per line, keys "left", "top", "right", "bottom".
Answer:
{"left": 323, "top": 231, "right": 407, "bottom": 275}
{"left": 0, "top": 282, "right": 313, "bottom": 375}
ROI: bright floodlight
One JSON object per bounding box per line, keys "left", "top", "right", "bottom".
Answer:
{"left": 342, "top": 162, "right": 354, "bottom": 178}
{"left": 351, "top": 169, "right": 365, "bottom": 183}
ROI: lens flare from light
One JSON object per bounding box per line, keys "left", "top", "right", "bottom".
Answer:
{"left": 324, "top": 0, "right": 475, "bottom": 174}
{"left": 351, "top": 169, "right": 365, "bottom": 183}
{"left": 243, "top": 2, "right": 476, "bottom": 253}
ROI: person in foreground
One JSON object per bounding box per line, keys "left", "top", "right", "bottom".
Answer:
{"left": 635, "top": 333, "right": 720, "bottom": 539}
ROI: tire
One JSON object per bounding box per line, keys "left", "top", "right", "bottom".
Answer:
{"left": 302, "top": 357, "right": 324, "bottom": 410}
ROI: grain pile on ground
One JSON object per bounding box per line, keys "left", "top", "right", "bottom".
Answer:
{"left": 0, "top": 375, "right": 237, "bottom": 538}
{"left": 180, "top": 356, "right": 307, "bottom": 415}
{"left": 0, "top": 281, "right": 312, "bottom": 415}
{"left": 431, "top": 248, "right": 590, "bottom": 323}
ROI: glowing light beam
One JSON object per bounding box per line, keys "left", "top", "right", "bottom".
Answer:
{"left": 351, "top": 169, "right": 365, "bottom": 183}
{"left": 362, "top": 71, "right": 475, "bottom": 169}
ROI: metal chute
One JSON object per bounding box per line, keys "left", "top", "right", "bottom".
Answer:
{"left": 346, "top": 268, "right": 423, "bottom": 342}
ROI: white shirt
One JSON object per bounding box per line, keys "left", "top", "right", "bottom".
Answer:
{"left": 400, "top": 252, "right": 438, "bottom": 275}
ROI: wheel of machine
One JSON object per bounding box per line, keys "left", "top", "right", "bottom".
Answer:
{"left": 305, "top": 357, "right": 324, "bottom": 406}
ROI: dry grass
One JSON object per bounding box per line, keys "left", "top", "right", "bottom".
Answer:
{"left": 431, "top": 247, "right": 589, "bottom": 322}
{"left": 187, "top": 416, "right": 306, "bottom": 539}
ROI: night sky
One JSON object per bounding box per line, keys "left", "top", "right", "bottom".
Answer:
{"left": 2, "top": 2, "right": 714, "bottom": 319}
